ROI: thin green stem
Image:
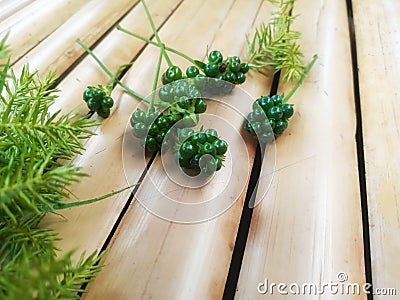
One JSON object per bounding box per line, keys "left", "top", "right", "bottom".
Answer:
{"left": 117, "top": 25, "right": 197, "bottom": 66}
{"left": 283, "top": 54, "right": 318, "bottom": 103}
{"left": 108, "top": 62, "right": 133, "bottom": 91}
{"left": 36, "top": 185, "right": 137, "bottom": 211}
{"left": 149, "top": 48, "right": 164, "bottom": 112}
{"left": 160, "top": 44, "right": 173, "bottom": 67}
{"left": 76, "top": 39, "right": 146, "bottom": 101}
{"left": 140, "top": 0, "right": 173, "bottom": 67}
{"left": 76, "top": 40, "right": 113, "bottom": 83}
{"left": 166, "top": 47, "right": 197, "bottom": 66}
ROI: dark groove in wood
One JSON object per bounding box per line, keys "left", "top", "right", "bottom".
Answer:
{"left": 346, "top": 0, "right": 373, "bottom": 299}
{"left": 222, "top": 72, "right": 281, "bottom": 300}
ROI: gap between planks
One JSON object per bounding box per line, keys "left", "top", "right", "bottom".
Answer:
{"left": 345, "top": 0, "right": 373, "bottom": 298}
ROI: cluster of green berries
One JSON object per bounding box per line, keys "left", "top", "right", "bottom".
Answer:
{"left": 128, "top": 49, "right": 244, "bottom": 172}
{"left": 195, "top": 50, "right": 249, "bottom": 95}
{"left": 176, "top": 128, "right": 228, "bottom": 175}
{"left": 161, "top": 50, "right": 249, "bottom": 95}
{"left": 129, "top": 65, "right": 212, "bottom": 153}
{"left": 158, "top": 80, "right": 207, "bottom": 116}
{"left": 130, "top": 109, "right": 181, "bottom": 152}
{"left": 130, "top": 78, "right": 210, "bottom": 153}
{"left": 245, "top": 95, "right": 294, "bottom": 143}
{"left": 83, "top": 86, "right": 114, "bottom": 118}
{"left": 201, "top": 50, "right": 249, "bottom": 84}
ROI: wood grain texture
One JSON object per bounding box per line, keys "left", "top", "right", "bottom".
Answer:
{"left": 0, "top": 0, "right": 91, "bottom": 64}
{"left": 353, "top": 0, "right": 400, "bottom": 298}
{"left": 13, "top": 0, "right": 140, "bottom": 78}
{"left": 82, "top": 0, "right": 274, "bottom": 299}
{"left": 236, "top": 0, "right": 366, "bottom": 299}
{"left": 0, "top": 0, "right": 33, "bottom": 21}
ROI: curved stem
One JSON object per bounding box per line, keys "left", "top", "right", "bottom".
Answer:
{"left": 283, "top": 54, "right": 318, "bottom": 103}
{"left": 108, "top": 62, "right": 133, "bottom": 91}
{"left": 37, "top": 185, "right": 137, "bottom": 211}
{"left": 165, "top": 45, "right": 197, "bottom": 66}
{"left": 140, "top": 0, "right": 173, "bottom": 67}
{"left": 117, "top": 25, "right": 197, "bottom": 66}
{"left": 77, "top": 39, "right": 147, "bottom": 102}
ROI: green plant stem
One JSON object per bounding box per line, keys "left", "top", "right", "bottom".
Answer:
{"left": 117, "top": 25, "right": 197, "bottom": 66}
{"left": 140, "top": 0, "right": 173, "bottom": 67}
{"left": 149, "top": 48, "right": 164, "bottom": 112}
{"left": 283, "top": 54, "right": 318, "bottom": 103}
{"left": 76, "top": 39, "right": 146, "bottom": 101}
{"left": 77, "top": 39, "right": 169, "bottom": 108}
{"left": 107, "top": 62, "right": 133, "bottom": 91}
{"left": 36, "top": 185, "right": 137, "bottom": 212}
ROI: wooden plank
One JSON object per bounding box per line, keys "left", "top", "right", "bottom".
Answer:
{"left": 353, "top": 0, "right": 400, "bottom": 297}
{"left": 39, "top": 0, "right": 183, "bottom": 259}
{"left": 42, "top": 0, "right": 181, "bottom": 116}
{"left": 0, "top": 0, "right": 33, "bottom": 21}
{"left": 13, "top": 0, "right": 140, "bottom": 78}
{"left": 0, "top": 0, "right": 91, "bottom": 64}
{"left": 81, "top": 0, "right": 275, "bottom": 299}
{"left": 236, "top": 0, "right": 366, "bottom": 299}
{"left": 0, "top": 0, "right": 48, "bottom": 33}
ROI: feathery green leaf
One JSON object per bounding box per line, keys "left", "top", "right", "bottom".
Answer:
{"left": 0, "top": 31, "right": 112, "bottom": 300}
{"left": 246, "top": 0, "right": 305, "bottom": 81}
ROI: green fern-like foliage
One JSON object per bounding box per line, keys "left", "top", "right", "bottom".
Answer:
{"left": 0, "top": 245, "right": 102, "bottom": 300}
{"left": 0, "top": 215, "right": 104, "bottom": 300}
{"left": 0, "top": 40, "right": 104, "bottom": 299}
{"left": 0, "top": 66, "right": 96, "bottom": 221}
{"left": 246, "top": 0, "right": 305, "bottom": 81}
{"left": 0, "top": 215, "right": 58, "bottom": 266}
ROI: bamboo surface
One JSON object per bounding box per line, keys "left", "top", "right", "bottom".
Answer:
{"left": 2, "top": 0, "right": 397, "bottom": 299}
{"left": 353, "top": 0, "right": 400, "bottom": 298}
{"left": 13, "top": 0, "right": 140, "bottom": 77}
{"left": 236, "top": 0, "right": 366, "bottom": 299}
{"left": 1, "top": 0, "right": 92, "bottom": 64}
{"left": 0, "top": 0, "right": 33, "bottom": 21}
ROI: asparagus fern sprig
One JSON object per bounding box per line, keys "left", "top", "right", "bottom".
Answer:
{"left": 0, "top": 42, "right": 113, "bottom": 298}
{"left": 246, "top": 0, "right": 305, "bottom": 82}
{"left": 0, "top": 244, "right": 102, "bottom": 299}
{"left": 0, "top": 65, "right": 99, "bottom": 221}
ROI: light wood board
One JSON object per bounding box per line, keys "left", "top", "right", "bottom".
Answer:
{"left": 1, "top": 0, "right": 92, "bottom": 64}
{"left": 0, "top": 0, "right": 388, "bottom": 299}
{"left": 353, "top": 0, "right": 400, "bottom": 298}
{"left": 236, "top": 0, "right": 366, "bottom": 299}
